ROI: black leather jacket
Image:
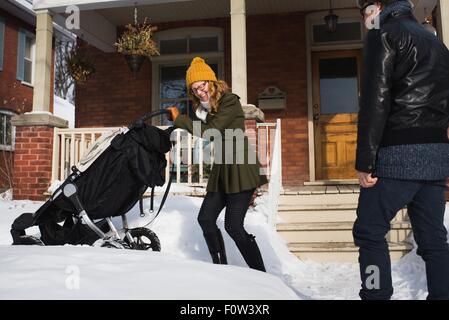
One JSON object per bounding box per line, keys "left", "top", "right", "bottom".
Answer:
{"left": 356, "top": 12, "right": 449, "bottom": 173}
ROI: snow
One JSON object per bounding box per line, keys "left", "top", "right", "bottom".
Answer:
{"left": 0, "top": 189, "right": 448, "bottom": 300}
{"left": 0, "top": 246, "right": 293, "bottom": 300}
{"left": 53, "top": 95, "right": 75, "bottom": 128}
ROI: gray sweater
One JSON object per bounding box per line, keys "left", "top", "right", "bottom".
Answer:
{"left": 375, "top": 143, "right": 449, "bottom": 181}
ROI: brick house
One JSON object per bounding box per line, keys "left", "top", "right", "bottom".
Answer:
{"left": 2, "top": 0, "right": 448, "bottom": 262}
{"left": 3, "top": 0, "right": 449, "bottom": 200}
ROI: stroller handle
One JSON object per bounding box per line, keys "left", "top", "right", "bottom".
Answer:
{"left": 139, "top": 109, "right": 169, "bottom": 122}
{"left": 128, "top": 109, "right": 169, "bottom": 129}
{"left": 128, "top": 109, "right": 176, "bottom": 136}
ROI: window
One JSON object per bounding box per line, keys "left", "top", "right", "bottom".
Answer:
{"left": 155, "top": 27, "right": 223, "bottom": 55}
{"left": 152, "top": 27, "right": 224, "bottom": 125}
{"left": 319, "top": 57, "right": 359, "bottom": 114}
{"left": 0, "top": 110, "right": 16, "bottom": 151}
{"left": 159, "top": 36, "right": 219, "bottom": 54}
{"left": 0, "top": 17, "right": 5, "bottom": 71}
{"left": 17, "top": 28, "right": 35, "bottom": 85}
{"left": 312, "top": 21, "right": 362, "bottom": 44}
{"left": 159, "top": 63, "right": 219, "bottom": 125}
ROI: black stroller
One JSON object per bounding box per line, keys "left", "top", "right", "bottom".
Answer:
{"left": 11, "top": 110, "right": 174, "bottom": 251}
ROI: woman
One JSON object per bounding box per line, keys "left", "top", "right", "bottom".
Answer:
{"left": 166, "top": 57, "right": 268, "bottom": 272}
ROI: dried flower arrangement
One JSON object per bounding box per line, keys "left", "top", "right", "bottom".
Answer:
{"left": 66, "top": 46, "right": 96, "bottom": 85}
{"left": 114, "top": 18, "right": 159, "bottom": 58}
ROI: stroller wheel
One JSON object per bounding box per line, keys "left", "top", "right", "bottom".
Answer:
{"left": 126, "top": 228, "right": 161, "bottom": 251}
{"left": 15, "top": 235, "right": 44, "bottom": 246}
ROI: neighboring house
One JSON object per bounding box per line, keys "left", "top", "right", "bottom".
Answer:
{"left": 0, "top": 0, "right": 74, "bottom": 192}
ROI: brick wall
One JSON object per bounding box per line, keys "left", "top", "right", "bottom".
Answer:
{"left": 75, "top": 44, "right": 152, "bottom": 128}
{"left": 0, "top": 9, "right": 35, "bottom": 114}
{"left": 247, "top": 13, "right": 309, "bottom": 186}
{"left": 12, "top": 126, "right": 53, "bottom": 200}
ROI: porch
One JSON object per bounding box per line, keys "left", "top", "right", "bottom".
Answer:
{"left": 49, "top": 119, "right": 282, "bottom": 195}
{"left": 21, "top": 0, "right": 448, "bottom": 187}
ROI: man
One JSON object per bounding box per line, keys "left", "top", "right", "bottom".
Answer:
{"left": 354, "top": 0, "right": 449, "bottom": 300}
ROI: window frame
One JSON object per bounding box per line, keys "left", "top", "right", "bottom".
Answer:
{"left": 312, "top": 20, "right": 363, "bottom": 45}
{"left": 154, "top": 27, "right": 224, "bottom": 56}
{"left": 0, "top": 109, "right": 17, "bottom": 152}
{"left": 0, "top": 16, "right": 5, "bottom": 72}
{"left": 17, "top": 28, "right": 36, "bottom": 86}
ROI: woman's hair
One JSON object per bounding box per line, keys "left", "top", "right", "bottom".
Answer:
{"left": 190, "top": 80, "right": 230, "bottom": 114}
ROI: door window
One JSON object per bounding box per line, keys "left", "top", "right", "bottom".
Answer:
{"left": 319, "top": 57, "right": 359, "bottom": 115}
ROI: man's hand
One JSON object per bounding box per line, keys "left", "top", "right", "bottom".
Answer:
{"left": 358, "top": 171, "right": 378, "bottom": 188}
{"left": 166, "top": 106, "right": 180, "bottom": 122}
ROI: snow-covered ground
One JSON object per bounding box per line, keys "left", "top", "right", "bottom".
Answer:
{"left": 0, "top": 188, "right": 448, "bottom": 300}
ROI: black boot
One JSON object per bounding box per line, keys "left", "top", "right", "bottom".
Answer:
{"left": 203, "top": 229, "right": 228, "bottom": 264}
{"left": 239, "top": 234, "right": 266, "bottom": 272}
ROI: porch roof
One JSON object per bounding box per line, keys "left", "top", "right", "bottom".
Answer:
{"left": 34, "top": 0, "right": 359, "bottom": 18}
{"left": 32, "top": 0, "right": 436, "bottom": 52}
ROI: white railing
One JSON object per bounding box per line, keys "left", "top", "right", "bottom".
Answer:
{"left": 52, "top": 126, "right": 215, "bottom": 185}
{"left": 51, "top": 127, "right": 121, "bottom": 182}
{"left": 52, "top": 121, "right": 282, "bottom": 189}
{"left": 161, "top": 126, "right": 212, "bottom": 186}
{"left": 262, "top": 119, "right": 283, "bottom": 228}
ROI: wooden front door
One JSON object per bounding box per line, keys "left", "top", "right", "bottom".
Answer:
{"left": 312, "top": 50, "right": 362, "bottom": 180}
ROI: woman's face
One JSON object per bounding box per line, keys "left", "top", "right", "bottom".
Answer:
{"left": 190, "top": 81, "right": 209, "bottom": 102}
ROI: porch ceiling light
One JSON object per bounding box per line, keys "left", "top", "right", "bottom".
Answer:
{"left": 324, "top": 0, "right": 339, "bottom": 33}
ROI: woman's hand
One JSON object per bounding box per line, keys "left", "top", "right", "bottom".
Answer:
{"left": 166, "top": 106, "right": 180, "bottom": 121}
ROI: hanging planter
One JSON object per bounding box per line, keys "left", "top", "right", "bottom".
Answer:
{"left": 124, "top": 54, "right": 146, "bottom": 78}
{"left": 114, "top": 12, "right": 160, "bottom": 78}
{"left": 66, "top": 45, "right": 96, "bottom": 85}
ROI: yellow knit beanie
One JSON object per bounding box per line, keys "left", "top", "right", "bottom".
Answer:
{"left": 186, "top": 57, "right": 217, "bottom": 88}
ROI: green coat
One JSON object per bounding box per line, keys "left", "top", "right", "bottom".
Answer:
{"left": 174, "top": 92, "right": 268, "bottom": 193}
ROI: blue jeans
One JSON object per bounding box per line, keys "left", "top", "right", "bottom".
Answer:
{"left": 353, "top": 178, "right": 449, "bottom": 300}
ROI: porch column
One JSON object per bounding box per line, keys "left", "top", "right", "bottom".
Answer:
{"left": 230, "top": 0, "right": 248, "bottom": 105}
{"left": 438, "top": 0, "right": 449, "bottom": 47}
{"left": 33, "top": 10, "right": 53, "bottom": 112}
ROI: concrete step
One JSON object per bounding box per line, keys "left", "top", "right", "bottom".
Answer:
{"left": 288, "top": 241, "right": 413, "bottom": 263}
{"left": 279, "top": 193, "right": 360, "bottom": 206}
{"left": 277, "top": 205, "right": 409, "bottom": 224}
{"left": 277, "top": 221, "right": 412, "bottom": 243}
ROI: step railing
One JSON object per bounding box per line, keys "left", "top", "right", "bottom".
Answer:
{"left": 259, "top": 119, "right": 282, "bottom": 228}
